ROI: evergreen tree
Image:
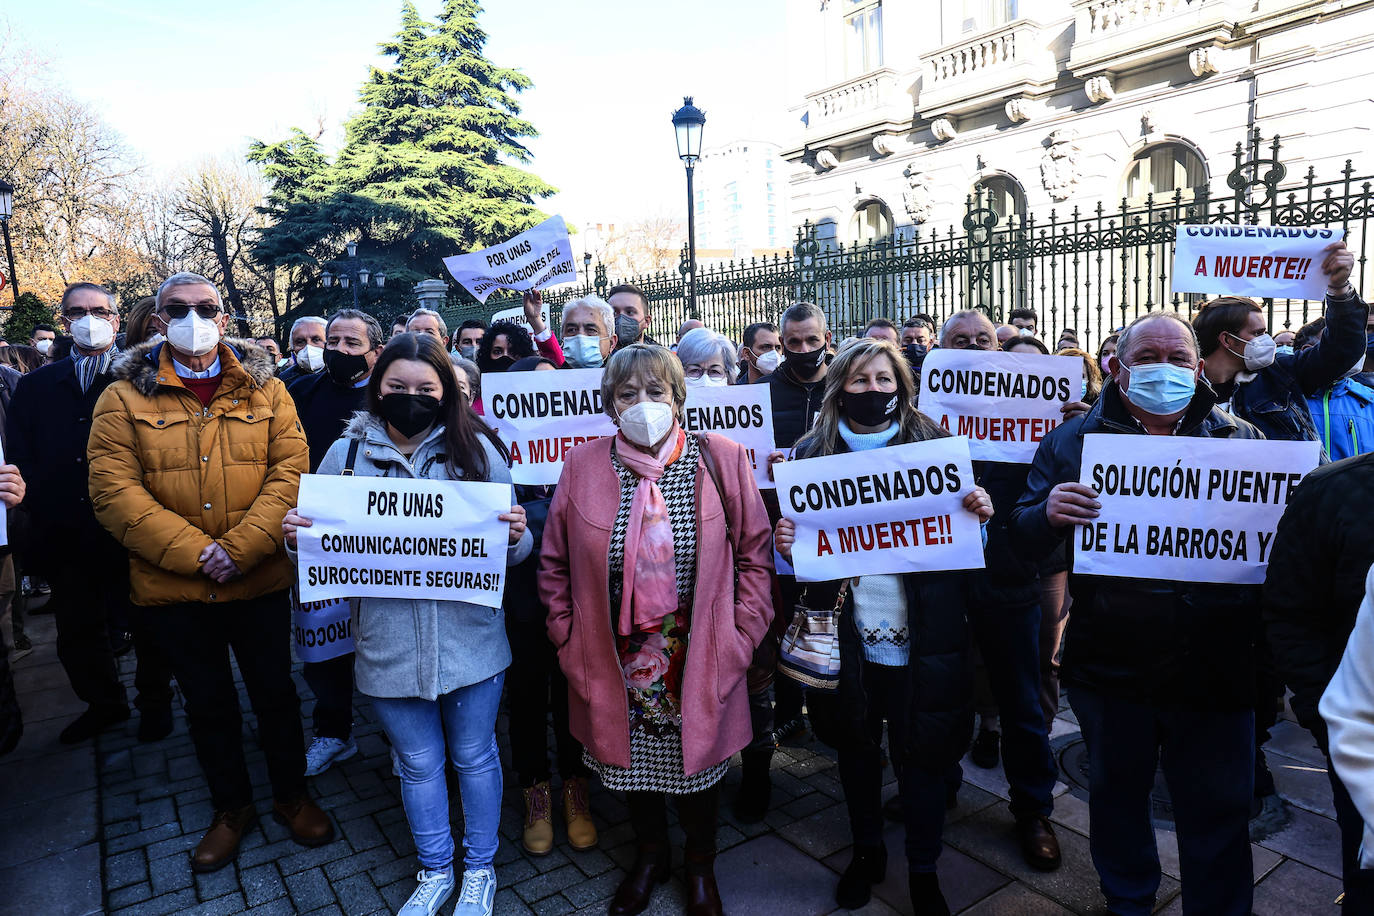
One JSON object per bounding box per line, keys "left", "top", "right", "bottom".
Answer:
{"left": 3, "top": 291, "right": 56, "bottom": 343}
{"left": 248, "top": 1, "right": 554, "bottom": 332}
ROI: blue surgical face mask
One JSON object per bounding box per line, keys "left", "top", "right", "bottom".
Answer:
{"left": 1121, "top": 361, "right": 1197, "bottom": 416}
{"left": 1276, "top": 345, "right": 1295, "bottom": 357}
{"left": 564, "top": 334, "right": 605, "bottom": 368}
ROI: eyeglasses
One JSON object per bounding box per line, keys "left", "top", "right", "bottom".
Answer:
{"left": 684, "top": 366, "right": 728, "bottom": 380}
{"left": 63, "top": 308, "right": 116, "bottom": 321}
{"left": 161, "top": 300, "right": 222, "bottom": 320}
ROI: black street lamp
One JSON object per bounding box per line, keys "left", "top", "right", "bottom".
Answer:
{"left": 583, "top": 251, "right": 593, "bottom": 288}
{"left": 0, "top": 178, "right": 17, "bottom": 305}
{"left": 672, "top": 97, "right": 706, "bottom": 319}
{"left": 320, "top": 240, "right": 385, "bottom": 310}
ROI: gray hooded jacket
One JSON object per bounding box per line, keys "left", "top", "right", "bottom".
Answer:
{"left": 308, "top": 411, "right": 531, "bottom": 700}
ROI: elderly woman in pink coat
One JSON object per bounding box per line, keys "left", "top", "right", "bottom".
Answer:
{"left": 540, "top": 344, "right": 774, "bottom": 916}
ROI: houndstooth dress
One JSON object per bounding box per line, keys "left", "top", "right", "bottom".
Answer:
{"left": 583, "top": 433, "right": 730, "bottom": 794}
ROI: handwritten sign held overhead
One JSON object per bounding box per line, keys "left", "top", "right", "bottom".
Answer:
{"left": 443, "top": 216, "right": 579, "bottom": 303}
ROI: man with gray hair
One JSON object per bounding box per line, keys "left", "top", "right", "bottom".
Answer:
{"left": 7, "top": 281, "right": 175, "bottom": 744}
{"left": 286, "top": 307, "right": 384, "bottom": 777}
{"left": 279, "top": 315, "right": 327, "bottom": 384}
{"left": 406, "top": 307, "right": 450, "bottom": 348}
{"left": 89, "top": 271, "right": 331, "bottom": 873}
{"left": 560, "top": 295, "right": 617, "bottom": 368}
{"left": 1011, "top": 309, "right": 1263, "bottom": 915}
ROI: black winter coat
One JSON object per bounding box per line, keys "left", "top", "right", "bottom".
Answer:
{"left": 287, "top": 371, "right": 368, "bottom": 472}
{"left": 6, "top": 356, "right": 117, "bottom": 553}
{"left": 1262, "top": 452, "right": 1374, "bottom": 751}
{"left": 1010, "top": 380, "right": 1264, "bottom": 709}
{"left": 756, "top": 364, "right": 828, "bottom": 450}
{"left": 972, "top": 459, "right": 1039, "bottom": 607}
{"left": 794, "top": 435, "right": 974, "bottom": 770}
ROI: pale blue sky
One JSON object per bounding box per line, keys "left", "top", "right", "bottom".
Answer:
{"left": 6, "top": 0, "right": 788, "bottom": 230}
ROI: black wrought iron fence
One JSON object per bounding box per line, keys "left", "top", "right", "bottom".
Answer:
{"left": 441, "top": 130, "right": 1372, "bottom": 351}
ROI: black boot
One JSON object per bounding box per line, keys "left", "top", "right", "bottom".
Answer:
{"left": 909, "top": 871, "right": 950, "bottom": 916}
{"left": 835, "top": 843, "right": 886, "bottom": 910}
{"left": 731, "top": 748, "right": 773, "bottom": 823}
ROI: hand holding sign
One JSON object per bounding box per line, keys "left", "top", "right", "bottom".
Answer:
{"left": 1323, "top": 239, "right": 1354, "bottom": 289}
{"left": 1047, "top": 482, "right": 1101, "bottom": 528}
{"left": 500, "top": 504, "right": 527, "bottom": 545}
{"left": 522, "top": 290, "right": 549, "bottom": 336}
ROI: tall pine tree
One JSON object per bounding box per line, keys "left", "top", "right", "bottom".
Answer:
{"left": 248, "top": 1, "right": 554, "bottom": 331}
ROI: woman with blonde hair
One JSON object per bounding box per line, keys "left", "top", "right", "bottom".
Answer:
{"left": 775, "top": 337, "right": 992, "bottom": 915}
{"left": 540, "top": 344, "right": 774, "bottom": 916}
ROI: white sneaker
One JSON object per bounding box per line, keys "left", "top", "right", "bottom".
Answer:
{"left": 304, "top": 736, "right": 357, "bottom": 776}
{"left": 398, "top": 868, "right": 455, "bottom": 916}
{"left": 452, "top": 867, "right": 496, "bottom": 916}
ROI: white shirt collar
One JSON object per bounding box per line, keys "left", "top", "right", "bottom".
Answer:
{"left": 171, "top": 354, "right": 221, "bottom": 379}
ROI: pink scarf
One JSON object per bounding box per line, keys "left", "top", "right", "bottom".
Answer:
{"left": 615, "top": 425, "right": 687, "bottom": 637}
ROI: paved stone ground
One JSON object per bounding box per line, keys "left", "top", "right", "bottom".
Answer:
{"left": 1, "top": 607, "right": 1348, "bottom": 915}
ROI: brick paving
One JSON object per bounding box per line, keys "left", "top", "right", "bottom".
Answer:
{"left": 1, "top": 607, "right": 1348, "bottom": 915}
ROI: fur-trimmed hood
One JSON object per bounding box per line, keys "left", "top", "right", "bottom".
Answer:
{"left": 111, "top": 338, "right": 278, "bottom": 398}
{"left": 342, "top": 409, "right": 385, "bottom": 442}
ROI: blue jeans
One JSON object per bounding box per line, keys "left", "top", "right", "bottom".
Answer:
{"left": 967, "top": 600, "right": 1058, "bottom": 819}
{"left": 1070, "top": 687, "right": 1253, "bottom": 916}
{"left": 371, "top": 672, "right": 505, "bottom": 871}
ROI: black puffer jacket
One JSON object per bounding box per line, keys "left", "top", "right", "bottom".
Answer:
{"left": 757, "top": 363, "right": 827, "bottom": 450}
{"left": 794, "top": 435, "right": 973, "bottom": 769}
{"left": 1010, "top": 380, "right": 1264, "bottom": 709}
{"left": 1263, "top": 452, "right": 1374, "bottom": 751}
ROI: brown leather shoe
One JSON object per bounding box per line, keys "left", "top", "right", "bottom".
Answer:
{"left": 1015, "top": 815, "right": 1062, "bottom": 871}
{"left": 608, "top": 843, "right": 670, "bottom": 916}
{"left": 190, "top": 804, "right": 257, "bottom": 873}
{"left": 273, "top": 794, "right": 335, "bottom": 847}
{"left": 684, "top": 851, "right": 724, "bottom": 916}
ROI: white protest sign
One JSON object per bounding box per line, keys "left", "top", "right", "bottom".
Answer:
{"left": 491, "top": 302, "right": 550, "bottom": 334}
{"left": 921, "top": 349, "right": 1082, "bottom": 463}
{"left": 292, "top": 596, "right": 354, "bottom": 663}
{"left": 774, "top": 437, "right": 985, "bottom": 582}
{"left": 1075, "top": 434, "right": 1320, "bottom": 584}
{"left": 296, "top": 474, "right": 510, "bottom": 606}
{"left": 681, "top": 384, "right": 777, "bottom": 489}
{"left": 482, "top": 367, "right": 616, "bottom": 485}
{"left": 443, "top": 215, "right": 578, "bottom": 304}
{"left": 1172, "top": 224, "right": 1343, "bottom": 300}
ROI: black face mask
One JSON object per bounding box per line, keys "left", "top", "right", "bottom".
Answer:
{"left": 840, "top": 389, "right": 900, "bottom": 427}
{"left": 478, "top": 353, "right": 516, "bottom": 374}
{"left": 378, "top": 393, "right": 442, "bottom": 438}
{"left": 902, "top": 343, "right": 928, "bottom": 368}
{"left": 784, "top": 345, "right": 826, "bottom": 380}
{"left": 323, "top": 348, "right": 370, "bottom": 386}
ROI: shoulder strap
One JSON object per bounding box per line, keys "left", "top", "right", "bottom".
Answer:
{"left": 696, "top": 433, "right": 737, "bottom": 554}
{"left": 342, "top": 439, "right": 361, "bottom": 476}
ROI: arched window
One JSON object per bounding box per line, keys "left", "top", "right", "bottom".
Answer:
{"left": 850, "top": 200, "right": 893, "bottom": 244}
{"left": 975, "top": 174, "right": 1026, "bottom": 226}
{"left": 1124, "top": 143, "right": 1208, "bottom": 201}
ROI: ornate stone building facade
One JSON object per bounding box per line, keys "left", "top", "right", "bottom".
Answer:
{"left": 783, "top": 0, "right": 1374, "bottom": 248}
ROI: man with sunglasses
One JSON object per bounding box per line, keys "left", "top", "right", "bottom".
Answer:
{"left": 87, "top": 272, "right": 332, "bottom": 875}
{"left": 7, "top": 282, "right": 175, "bottom": 745}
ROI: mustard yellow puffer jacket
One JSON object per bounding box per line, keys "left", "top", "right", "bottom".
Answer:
{"left": 88, "top": 339, "right": 308, "bottom": 606}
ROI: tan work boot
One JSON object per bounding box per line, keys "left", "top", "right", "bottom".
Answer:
{"left": 562, "top": 776, "right": 598, "bottom": 850}
{"left": 522, "top": 781, "right": 554, "bottom": 855}
{"left": 190, "top": 804, "right": 257, "bottom": 873}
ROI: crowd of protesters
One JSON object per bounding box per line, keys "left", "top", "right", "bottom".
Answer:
{"left": 1, "top": 240, "right": 1374, "bottom": 916}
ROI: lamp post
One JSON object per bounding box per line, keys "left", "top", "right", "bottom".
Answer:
{"left": 0, "top": 178, "right": 17, "bottom": 305}
{"left": 320, "top": 239, "right": 385, "bottom": 311}
{"left": 583, "top": 251, "right": 593, "bottom": 288}
{"left": 672, "top": 97, "right": 705, "bottom": 319}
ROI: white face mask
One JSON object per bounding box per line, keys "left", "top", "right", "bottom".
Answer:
{"left": 34, "top": 339, "right": 52, "bottom": 355}
{"left": 296, "top": 344, "right": 325, "bottom": 372}
{"left": 618, "top": 400, "right": 675, "bottom": 447}
{"left": 145, "top": 332, "right": 165, "bottom": 346}
{"left": 70, "top": 315, "right": 115, "bottom": 351}
{"left": 1226, "top": 332, "right": 1276, "bottom": 372}
{"left": 686, "top": 373, "right": 728, "bottom": 388}
{"left": 754, "top": 349, "right": 781, "bottom": 374}
{"left": 167, "top": 312, "right": 221, "bottom": 357}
